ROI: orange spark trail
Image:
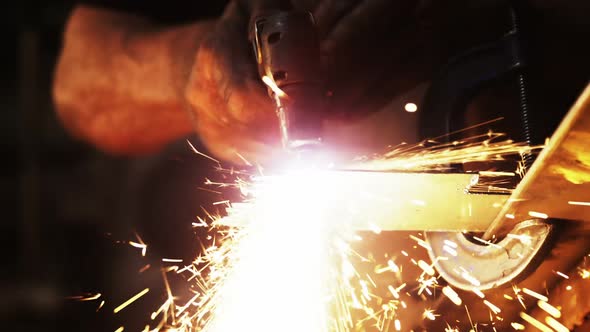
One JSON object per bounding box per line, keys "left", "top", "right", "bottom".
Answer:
{"left": 114, "top": 288, "right": 149, "bottom": 314}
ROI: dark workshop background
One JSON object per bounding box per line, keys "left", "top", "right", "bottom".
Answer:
{"left": 4, "top": 3, "right": 228, "bottom": 331}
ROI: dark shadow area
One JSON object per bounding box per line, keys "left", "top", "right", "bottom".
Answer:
{"left": 4, "top": 2, "right": 228, "bottom": 331}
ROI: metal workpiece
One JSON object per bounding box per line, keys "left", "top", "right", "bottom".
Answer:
{"left": 222, "top": 171, "right": 509, "bottom": 232}
{"left": 425, "top": 219, "right": 554, "bottom": 291}
{"left": 251, "top": 11, "right": 325, "bottom": 151}
{"left": 426, "top": 83, "right": 590, "bottom": 292}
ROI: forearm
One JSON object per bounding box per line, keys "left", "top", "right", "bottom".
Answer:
{"left": 53, "top": 6, "right": 217, "bottom": 154}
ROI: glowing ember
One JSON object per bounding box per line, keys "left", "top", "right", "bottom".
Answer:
{"left": 522, "top": 288, "right": 549, "bottom": 302}
{"left": 537, "top": 300, "right": 561, "bottom": 318}
{"left": 442, "top": 286, "right": 462, "bottom": 306}
{"left": 114, "top": 288, "right": 149, "bottom": 314}
{"left": 66, "top": 293, "right": 102, "bottom": 301}
{"left": 528, "top": 211, "right": 549, "bottom": 219}
{"left": 423, "top": 309, "right": 438, "bottom": 320}
{"left": 545, "top": 316, "right": 569, "bottom": 332}
{"left": 483, "top": 300, "right": 501, "bottom": 314}
{"left": 511, "top": 322, "right": 525, "bottom": 330}
{"left": 519, "top": 312, "right": 553, "bottom": 332}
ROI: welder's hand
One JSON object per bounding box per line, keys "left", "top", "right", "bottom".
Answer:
{"left": 185, "top": 1, "right": 282, "bottom": 165}
{"left": 185, "top": 0, "right": 507, "bottom": 164}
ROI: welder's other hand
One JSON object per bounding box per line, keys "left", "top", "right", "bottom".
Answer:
{"left": 185, "top": 1, "right": 283, "bottom": 165}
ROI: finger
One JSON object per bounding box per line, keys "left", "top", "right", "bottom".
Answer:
{"left": 185, "top": 1, "right": 284, "bottom": 164}
{"left": 190, "top": 49, "right": 281, "bottom": 164}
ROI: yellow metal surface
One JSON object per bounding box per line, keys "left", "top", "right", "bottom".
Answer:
{"left": 224, "top": 171, "right": 507, "bottom": 231}
{"left": 484, "top": 83, "right": 590, "bottom": 239}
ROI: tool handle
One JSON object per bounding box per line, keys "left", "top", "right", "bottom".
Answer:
{"left": 251, "top": 11, "right": 325, "bottom": 150}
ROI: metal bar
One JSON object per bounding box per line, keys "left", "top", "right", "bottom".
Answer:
{"left": 223, "top": 171, "right": 507, "bottom": 232}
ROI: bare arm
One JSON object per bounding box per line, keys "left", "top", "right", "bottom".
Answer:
{"left": 53, "top": 6, "right": 217, "bottom": 155}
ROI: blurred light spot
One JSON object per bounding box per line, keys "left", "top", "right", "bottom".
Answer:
{"left": 404, "top": 103, "right": 418, "bottom": 113}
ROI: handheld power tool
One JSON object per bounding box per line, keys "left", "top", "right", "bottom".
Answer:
{"left": 250, "top": 11, "right": 325, "bottom": 154}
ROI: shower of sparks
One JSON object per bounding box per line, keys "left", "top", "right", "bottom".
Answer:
{"left": 139, "top": 131, "right": 552, "bottom": 331}
{"left": 92, "top": 129, "right": 590, "bottom": 331}
{"left": 350, "top": 131, "right": 542, "bottom": 172}
{"left": 511, "top": 322, "right": 525, "bottom": 330}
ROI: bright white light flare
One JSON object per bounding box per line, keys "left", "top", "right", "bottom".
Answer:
{"left": 205, "top": 170, "right": 350, "bottom": 332}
